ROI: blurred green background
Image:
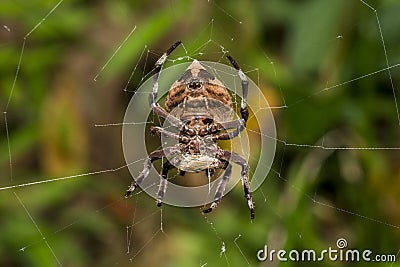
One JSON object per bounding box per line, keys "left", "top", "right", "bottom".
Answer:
{"left": 1, "top": 0, "right": 400, "bottom": 266}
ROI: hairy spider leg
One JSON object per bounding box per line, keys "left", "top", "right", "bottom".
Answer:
{"left": 212, "top": 54, "right": 250, "bottom": 140}
{"left": 226, "top": 55, "right": 249, "bottom": 121}
{"left": 150, "top": 126, "right": 180, "bottom": 140}
{"left": 157, "top": 161, "right": 173, "bottom": 207}
{"left": 219, "top": 150, "right": 255, "bottom": 220}
{"left": 125, "top": 41, "right": 184, "bottom": 199}
{"left": 149, "top": 41, "right": 183, "bottom": 127}
{"left": 124, "top": 147, "right": 179, "bottom": 198}
{"left": 212, "top": 123, "right": 244, "bottom": 140}
{"left": 202, "top": 163, "right": 232, "bottom": 214}
{"left": 155, "top": 155, "right": 182, "bottom": 206}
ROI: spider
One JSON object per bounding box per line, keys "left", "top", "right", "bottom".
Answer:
{"left": 124, "top": 41, "right": 255, "bottom": 219}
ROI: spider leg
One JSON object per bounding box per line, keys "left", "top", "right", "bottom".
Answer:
{"left": 156, "top": 155, "right": 182, "bottom": 206}
{"left": 213, "top": 54, "right": 249, "bottom": 140}
{"left": 124, "top": 147, "right": 179, "bottom": 198}
{"left": 150, "top": 126, "right": 191, "bottom": 145}
{"left": 219, "top": 150, "right": 255, "bottom": 220}
{"left": 151, "top": 126, "right": 180, "bottom": 140}
{"left": 226, "top": 54, "right": 249, "bottom": 123}
{"left": 156, "top": 160, "right": 174, "bottom": 207}
{"left": 202, "top": 163, "right": 232, "bottom": 214}
{"left": 150, "top": 104, "right": 182, "bottom": 127}
{"left": 212, "top": 123, "right": 245, "bottom": 140}
{"left": 204, "top": 119, "right": 245, "bottom": 141}
{"left": 149, "top": 41, "right": 182, "bottom": 127}
{"left": 205, "top": 168, "right": 215, "bottom": 177}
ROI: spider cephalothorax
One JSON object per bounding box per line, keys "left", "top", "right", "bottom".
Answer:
{"left": 125, "top": 41, "right": 255, "bottom": 219}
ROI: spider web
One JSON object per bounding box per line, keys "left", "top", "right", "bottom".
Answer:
{"left": 1, "top": 0, "right": 400, "bottom": 266}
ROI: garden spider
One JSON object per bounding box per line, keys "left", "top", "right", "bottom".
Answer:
{"left": 124, "top": 41, "right": 254, "bottom": 219}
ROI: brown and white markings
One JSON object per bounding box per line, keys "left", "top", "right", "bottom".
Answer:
{"left": 124, "top": 41, "right": 254, "bottom": 219}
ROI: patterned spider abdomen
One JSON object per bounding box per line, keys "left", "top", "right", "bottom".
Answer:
{"left": 165, "top": 60, "right": 233, "bottom": 122}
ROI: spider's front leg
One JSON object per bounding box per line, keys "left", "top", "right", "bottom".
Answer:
{"left": 212, "top": 54, "right": 249, "bottom": 140}
{"left": 149, "top": 41, "right": 182, "bottom": 127}
{"left": 226, "top": 54, "right": 249, "bottom": 123}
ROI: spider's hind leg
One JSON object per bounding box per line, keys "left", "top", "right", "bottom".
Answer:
{"left": 157, "top": 161, "right": 174, "bottom": 206}
{"left": 218, "top": 150, "right": 255, "bottom": 220}
{"left": 125, "top": 147, "right": 179, "bottom": 198}
{"left": 125, "top": 150, "right": 165, "bottom": 198}
{"left": 202, "top": 163, "right": 232, "bottom": 215}
{"left": 156, "top": 154, "right": 181, "bottom": 206}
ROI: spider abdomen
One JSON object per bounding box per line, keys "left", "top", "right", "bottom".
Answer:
{"left": 165, "top": 60, "right": 232, "bottom": 116}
